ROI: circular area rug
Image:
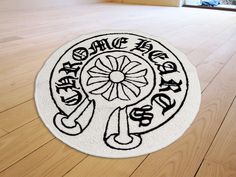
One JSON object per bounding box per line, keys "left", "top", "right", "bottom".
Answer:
{"left": 35, "top": 31, "right": 201, "bottom": 158}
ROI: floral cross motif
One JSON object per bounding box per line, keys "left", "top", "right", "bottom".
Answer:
{"left": 87, "top": 55, "right": 148, "bottom": 101}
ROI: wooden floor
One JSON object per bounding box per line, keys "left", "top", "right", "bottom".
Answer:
{"left": 1, "top": 2, "right": 236, "bottom": 177}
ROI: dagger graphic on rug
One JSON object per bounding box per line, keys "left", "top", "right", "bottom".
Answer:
{"left": 53, "top": 98, "right": 95, "bottom": 135}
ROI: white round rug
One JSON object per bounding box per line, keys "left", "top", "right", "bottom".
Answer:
{"left": 35, "top": 31, "right": 201, "bottom": 158}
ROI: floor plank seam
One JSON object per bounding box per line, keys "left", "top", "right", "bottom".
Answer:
{"left": 0, "top": 118, "right": 37, "bottom": 137}
{"left": 0, "top": 98, "right": 33, "bottom": 114}
{"left": 204, "top": 159, "right": 236, "bottom": 171}
{"left": 0, "top": 36, "right": 23, "bottom": 44}
{"left": 62, "top": 155, "right": 89, "bottom": 177}
{"left": 193, "top": 96, "right": 236, "bottom": 177}
{"left": 189, "top": 23, "right": 236, "bottom": 58}
{"left": 0, "top": 128, "right": 8, "bottom": 133}
{"left": 0, "top": 129, "right": 8, "bottom": 138}
{"left": 129, "top": 154, "right": 150, "bottom": 177}
{"left": 0, "top": 138, "right": 55, "bottom": 174}
{"left": 0, "top": 130, "right": 9, "bottom": 138}
{"left": 201, "top": 51, "right": 236, "bottom": 93}
{"left": 194, "top": 155, "right": 205, "bottom": 177}
{"left": 196, "top": 45, "right": 234, "bottom": 69}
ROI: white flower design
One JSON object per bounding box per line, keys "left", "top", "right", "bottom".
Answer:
{"left": 87, "top": 55, "right": 148, "bottom": 101}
